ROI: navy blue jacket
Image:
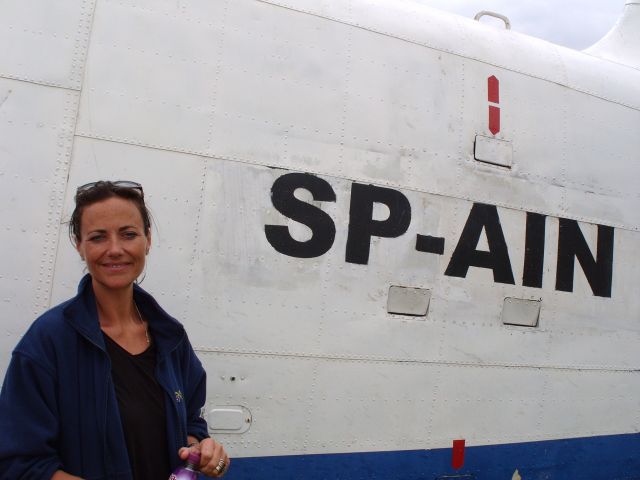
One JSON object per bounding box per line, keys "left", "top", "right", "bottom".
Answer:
{"left": 0, "top": 275, "right": 210, "bottom": 479}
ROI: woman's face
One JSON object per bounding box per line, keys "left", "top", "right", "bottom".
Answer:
{"left": 76, "top": 197, "right": 151, "bottom": 293}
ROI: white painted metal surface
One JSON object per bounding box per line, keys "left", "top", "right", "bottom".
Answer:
{"left": 1, "top": 0, "right": 639, "bottom": 474}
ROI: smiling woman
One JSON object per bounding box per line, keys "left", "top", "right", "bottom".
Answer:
{"left": 72, "top": 182, "right": 151, "bottom": 297}
{"left": 0, "top": 181, "right": 230, "bottom": 479}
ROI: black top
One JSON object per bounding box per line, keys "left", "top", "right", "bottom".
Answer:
{"left": 104, "top": 333, "right": 171, "bottom": 480}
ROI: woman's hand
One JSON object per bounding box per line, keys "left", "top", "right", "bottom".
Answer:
{"left": 179, "top": 437, "right": 230, "bottom": 478}
{"left": 51, "top": 471, "right": 84, "bottom": 479}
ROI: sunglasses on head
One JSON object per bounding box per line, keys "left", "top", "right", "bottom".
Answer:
{"left": 76, "top": 181, "right": 144, "bottom": 197}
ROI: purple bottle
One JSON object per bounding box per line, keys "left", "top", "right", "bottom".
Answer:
{"left": 169, "top": 451, "right": 200, "bottom": 480}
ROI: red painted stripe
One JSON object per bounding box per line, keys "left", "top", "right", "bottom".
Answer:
{"left": 489, "top": 105, "right": 500, "bottom": 135}
{"left": 452, "top": 439, "right": 465, "bottom": 470}
{"left": 488, "top": 75, "right": 499, "bottom": 104}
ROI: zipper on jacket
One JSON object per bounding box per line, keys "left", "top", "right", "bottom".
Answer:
{"left": 155, "top": 338, "right": 188, "bottom": 459}
{"left": 79, "top": 331, "right": 121, "bottom": 478}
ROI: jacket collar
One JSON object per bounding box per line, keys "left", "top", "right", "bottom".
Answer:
{"left": 62, "top": 274, "right": 186, "bottom": 356}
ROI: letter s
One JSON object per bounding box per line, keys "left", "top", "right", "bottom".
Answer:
{"left": 265, "top": 173, "right": 336, "bottom": 258}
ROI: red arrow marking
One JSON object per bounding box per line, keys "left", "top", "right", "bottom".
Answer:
{"left": 488, "top": 75, "right": 499, "bottom": 103}
{"left": 489, "top": 105, "right": 500, "bottom": 135}
{"left": 488, "top": 76, "right": 500, "bottom": 135}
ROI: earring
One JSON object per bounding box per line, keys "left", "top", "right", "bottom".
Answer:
{"left": 136, "top": 264, "right": 147, "bottom": 285}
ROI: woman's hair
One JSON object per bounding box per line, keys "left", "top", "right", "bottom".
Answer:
{"left": 69, "top": 181, "right": 152, "bottom": 244}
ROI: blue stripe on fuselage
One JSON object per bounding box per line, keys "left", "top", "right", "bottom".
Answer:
{"left": 222, "top": 433, "right": 640, "bottom": 479}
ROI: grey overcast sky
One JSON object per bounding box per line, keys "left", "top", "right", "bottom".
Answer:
{"left": 413, "top": 0, "right": 626, "bottom": 50}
